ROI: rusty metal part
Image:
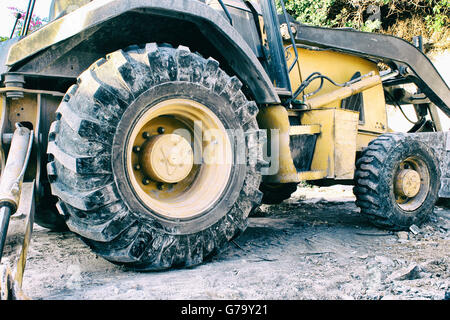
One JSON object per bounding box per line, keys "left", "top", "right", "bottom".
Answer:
{"left": 1, "top": 90, "right": 61, "bottom": 203}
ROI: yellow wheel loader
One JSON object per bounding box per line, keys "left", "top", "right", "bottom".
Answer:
{"left": 0, "top": 0, "right": 448, "bottom": 296}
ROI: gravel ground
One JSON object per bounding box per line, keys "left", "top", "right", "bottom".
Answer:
{"left": 3, "top": 185, "right": 449, "bottom": 300}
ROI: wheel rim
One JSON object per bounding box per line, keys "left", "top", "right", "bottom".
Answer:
{"left": 394, "top": 156, "right": 430, "bottom": 211}
{"left": 125, "top": 98, "right": 233, "bottom": 220}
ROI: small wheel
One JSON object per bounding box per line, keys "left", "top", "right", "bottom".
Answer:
{"left": 47, "top": 43, "right": 263, "bottom": 270}
{"left": 259, "top": 182, "right": 298, "bottom": 204}
{"left": 354, "top": 133, "right": 440, "bottom": 230}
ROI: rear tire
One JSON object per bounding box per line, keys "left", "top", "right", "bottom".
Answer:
{"left": 47, "top": 43, "right": 263, "bottom": 270}
{"left": 354, "top": 133, "right": 440, "bottom": 230}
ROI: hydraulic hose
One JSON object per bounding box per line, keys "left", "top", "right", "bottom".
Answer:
{"left": 0, "top": 125, "right": 33, "bottom": 262}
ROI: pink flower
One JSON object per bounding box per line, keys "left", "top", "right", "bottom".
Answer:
{"left": 7, "top": 6, "right": 48, "bottom": 36}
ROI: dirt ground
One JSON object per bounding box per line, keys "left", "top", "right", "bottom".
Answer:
{"left": 1, "top": 51, "right": 449, "bottom": 301}
{"left": 2, "top": 185, "right": 449, "bottom": 300}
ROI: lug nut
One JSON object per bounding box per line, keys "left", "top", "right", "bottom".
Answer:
{"left": 142, "top": 178, "right": 151, "bottom": 185}
{"left": 134, "top": 164, "right": 141, "bottom": 170}
{"left": 157, "top": 182, "right": 164, "bottom": 190}
{"left": 157, "top": 127, "right": 165, "bottom": 134}
{"left": 142, "top": 131, "right": 151, "bottom": 139}
{"left": 133, "top": 146, "right": 141, "bottom": 153}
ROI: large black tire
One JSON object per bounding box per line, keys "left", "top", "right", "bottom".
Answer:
{"left": 47, "top": 43, "right": 263, "bottom": 270}
{"left": 259, "top": 182, "right": 298, "bottom": 204}
{"left": 354, "top": 133, "right": 440, "bottom": 230}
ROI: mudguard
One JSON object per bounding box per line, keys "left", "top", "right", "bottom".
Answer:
{"left": 3, "top": 0, "right": 279, "bottom": 104}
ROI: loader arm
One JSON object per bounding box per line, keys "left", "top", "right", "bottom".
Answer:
{"left": 291, "top": 24, "right": 450, "bottom": 118}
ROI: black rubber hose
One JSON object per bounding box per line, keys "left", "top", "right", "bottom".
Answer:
{"left": 0, "top": 206, "right": 12, "bottom": 262}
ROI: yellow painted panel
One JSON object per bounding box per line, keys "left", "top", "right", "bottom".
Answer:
{"left": 8, "top": 94, "right": 38, "bottom": 130}
{"left": 300, "top": 109, "right": 358, "bottom": 179}
{"left": 300, "top": 109, "right": 335, "bottom": 177}
{"left": 359, "top": 85, "right": 388, "bottom": 134}
{"left": 286, "top": 47, "right": 388, "bottom": 135}
{"left": 257, "top": 105, "right": 298, "bottom": 183}
{"left": 297, "top": 170, "right": 327, "bottom": 181}
{"left": 289, "top": 124, "right": 321, "bottom": 135}
{"left": 356, "top": 132, "right": 379, "bottom": 151}
{"left": 334, "top": 110, "right": 359, "bottom": 179}
{"left": 0, "top": 94, "right": 4, "bottom": 124}
{"left": 0, "top": 94, "right": 5, "bottom": 137}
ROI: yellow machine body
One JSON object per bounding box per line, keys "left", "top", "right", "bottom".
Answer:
{"left": 258, "top": 46, "right": 389, "bottom": 184}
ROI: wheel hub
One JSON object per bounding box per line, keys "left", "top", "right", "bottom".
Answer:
{"left": 125, "top": 98, "right": 232, "bottom": 219}
{"left": 393, "top": 156, "right": 430, "bottom": 211}
{"left": 140, "top": 134, "right": 193, "bottom": 184}
{"left": 395, "top": 169, "right": 421, "bottom": 198}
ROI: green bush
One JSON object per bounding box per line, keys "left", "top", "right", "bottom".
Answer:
{"left": 277, "top": 0, "right": 449, "bottom": 33}
{"left": 424, "top": 0, "right": 449, "bottom": 32}
{"left": 278, "top": 0, "right": 337, "bottom": 27}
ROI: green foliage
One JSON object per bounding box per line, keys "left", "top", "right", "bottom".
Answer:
{"left": 7, "top": 6, "right": 48, "bottom": 38}
{"left": 0, "top": 36, "right": 8, "bottom": 42}
{"left": 424, "top": 0, "right": 449, "bottom": 32}
{"left": 277, "top": 0, "right": 337, "bottom": 27}
{"left": 276, "top": 0, "right": 449, "bottom": 34}
{"left": 361, "top": 19, "right": 382, "bottom": 32}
